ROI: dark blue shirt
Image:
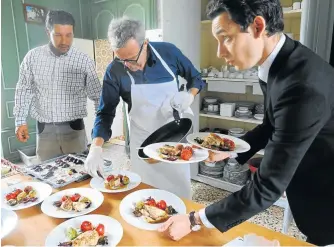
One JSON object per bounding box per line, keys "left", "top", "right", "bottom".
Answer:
{"left": 92, "top": 42, "right": 206, "bottom": 141}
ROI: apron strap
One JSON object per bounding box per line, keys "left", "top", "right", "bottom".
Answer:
{"left": 127, "top": 71, "right": 136, "bottom": 85}
{"left": 149, "top": 44, "right": 176, "bottom": 81}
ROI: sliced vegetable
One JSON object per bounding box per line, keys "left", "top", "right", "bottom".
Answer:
{"left": 96, "top": 223, "right": 105, "bottom": 236}
{"left": 156, "top": 200, "right": 167, "bottom": 210}
{"left": 66, "top": 227, "right": 78, "bottom": 240}
{"left": 80, "top": 221, "right": 93, "bottom": 232}
{"left": 70, "top": 193, "right": 81, "bottom": 202}
{"left": 5, "top": 193, "right": 16, "bottom": 201}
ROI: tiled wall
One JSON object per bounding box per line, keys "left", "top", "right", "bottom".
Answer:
{"left": 94, "top": 39, "right": 114, "bottom": 80}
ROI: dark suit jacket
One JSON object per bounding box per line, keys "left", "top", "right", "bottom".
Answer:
{"left": 205, "top": 36, "right": 334, "bottom": 245}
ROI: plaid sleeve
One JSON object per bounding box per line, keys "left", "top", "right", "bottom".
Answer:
{"left": 85, "top": 57, "right": 102, "bottom": 113}
{"left": 13, "top": 52, "right": 34, "bottom": 127}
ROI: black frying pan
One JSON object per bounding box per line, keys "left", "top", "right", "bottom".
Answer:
{"left": 138, "top": 84, "right": 193, "bottom": 160}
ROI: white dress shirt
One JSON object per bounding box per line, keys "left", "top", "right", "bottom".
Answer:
{"left": 258, "top": 34, "right": 286, "bottom": 83}
{"left": 199, "top": 33, "right": 287, "bottom": 229}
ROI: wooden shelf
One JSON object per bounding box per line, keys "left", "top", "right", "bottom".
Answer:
{"left": 283, "top": 9, "right": 302, "bottom": 18}
{"left": 200, "top": 113, "right": 262, "bottom": 125}
{"left": 203, "top": 77, "right": 258, "bottom": 84}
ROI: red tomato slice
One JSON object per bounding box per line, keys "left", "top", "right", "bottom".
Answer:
{"left": 81, "top": 221, "right": 93, "bottom": 232}
{"left": 95, "top": 223, "right": 105, "bottom": 236}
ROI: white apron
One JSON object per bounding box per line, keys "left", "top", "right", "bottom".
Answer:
{"left": 126, "top": 44, "right": 192, "bottom": 199}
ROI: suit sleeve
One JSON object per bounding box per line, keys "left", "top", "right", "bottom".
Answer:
{"left": 204, "top": 84, "right": 329, "bottom": 232}
{"left": 235, "top": 115, "right": 273, "bottom": 165}
{"left": 171, "top": 45, "right": 206, "bottom": 92}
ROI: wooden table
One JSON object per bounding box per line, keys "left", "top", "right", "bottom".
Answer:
{"left": 1, "top": 175, "right": 311, "bottom": 246}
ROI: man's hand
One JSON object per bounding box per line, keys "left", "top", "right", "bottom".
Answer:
{"left": 84, "top": 145, "right": 105, "bottom": 179}
{"left": 170, "top": 91, "right": 194, "bottom": 112}
{"left": 15, "top": 124, "right": 29, "bottom": 142}
{"left": 205, "top": 150, "right": 231, "bottom": 162}
{"left": 158, "top": 214, "right": 192, "bottom": 241}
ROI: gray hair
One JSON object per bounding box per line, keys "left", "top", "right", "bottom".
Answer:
{"left": 108, "top": 17, "right": 145, "bottom": 50}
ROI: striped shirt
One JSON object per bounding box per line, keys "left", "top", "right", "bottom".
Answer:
{"left": 14, "top": 44, "right": 101, "bottom": 126}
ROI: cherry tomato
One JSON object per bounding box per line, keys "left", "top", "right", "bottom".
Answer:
{"left": 81, "top": 221, "right": 93, "bottom": 232}
{"left": 181, "top": 148, "right": 193, "bottom": 161}
{"left": 106, "top": 175, "right": 115, "bottom": 182}
{"left": 6, "top": 193, "right": 16, "bottom": 201}
{"left": 156, "top": 200, "right": 167, "bottom": 210}
{"left": 145, "top": 198, "right": 156, "bottom": 207}
{"left": 95, "top": 223, "right": 105, "bottom": 236}
{"left": 61, "top": 195, "right": 70, "bottom": 202}
{"left": 70, "top": 193, "right": 81, "bottom": 202}
{"left": 24, "top": 186, "right": 33, "bottom": 194}
{"left": 13, "top": 189, "right": 23, "bottom": 196}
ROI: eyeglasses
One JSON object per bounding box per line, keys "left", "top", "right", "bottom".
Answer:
{"left": 114, "top": 43, "right": 144, "bottom": 66}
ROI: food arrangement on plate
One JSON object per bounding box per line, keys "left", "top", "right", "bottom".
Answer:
{"left": 52, "top": 193, "right": 92, "bottom": 212}
{"left": 104, "top": 174, "right": 130, "bottom": 190}
{"left": 194, "top": 133, "right": 236, "bottom": 151}
{"left": 132, "top": 196, "right": 178, "bottom": 223}
{"left": 58, "top": 220, "right": 108, "bottom": 246}
{"left": 157, "top": 144, "right": 194, "bottom": 161}
{"left": 4, "top": 185, "right": 38, "bottom": 207}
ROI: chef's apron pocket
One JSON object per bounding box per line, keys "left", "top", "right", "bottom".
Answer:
{"left": 69, "top": 119, "right": 84, "bottom": 131}
{"left": 37, "top": 122, "right": 45, "bottom": 134}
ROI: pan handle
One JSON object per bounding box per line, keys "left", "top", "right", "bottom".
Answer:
{"left": 172, "top": 84, "right": 185, "bottom": 122}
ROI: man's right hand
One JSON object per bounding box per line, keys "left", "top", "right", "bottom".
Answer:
{"left": 15, "top": 124, "right": 30, "bottom": 142}
{"left": 84, "top": 145, "right": 105, "bottom": 179}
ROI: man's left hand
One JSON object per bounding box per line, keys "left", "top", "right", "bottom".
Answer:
{"left": 158, "top": 214, "right": 192, "bottom": 241}
{"left": 171, "top": 91, "right": 194, "bottom": 112}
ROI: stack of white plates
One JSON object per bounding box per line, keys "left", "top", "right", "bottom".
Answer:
{"left": 228, "top": 128, "right": 245, "bottom": 138}
{"left": 199, "top": 161, "right": 226, "bottom": 178}
{"left": 254, "top": 114, "right": 264, "bottom": 121}
{"left": 235, "top": 102, "right": 255, "bottom": 111}
{"left": 234, "top": 106, "right": 252, "bottom": 118}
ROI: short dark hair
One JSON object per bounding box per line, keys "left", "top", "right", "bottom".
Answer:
{"left": 206, "top": 0, "right": 284, "bottom": 36}
{"left": 45, "top": 10, "right": 75, "bottom": 31}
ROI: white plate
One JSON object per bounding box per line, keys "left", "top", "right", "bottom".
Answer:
{"left": 90, "top": 170, "right": 141, "bottom": 193}
{"left": 119, "top": 189, "right": 186, "bottom": 231}
{"left": 41, "top": 188, "right": 104, "bottom": 218}
{"left": 254, "top": 114, "right": 264, "bottom": 120}
{"left": 45, "top": 214, "right": 123, "bottom": 246}
{"left": 1, "top": 181, "right": 53, "bottom": 211}
{"left": 1, "top": 208, "right": 18, "bottom": 239}
{"left": 186, "top": 132, "right": 250, "bottom": 154}
{"left": 143, "top": 142, "right": 209, "bottom": 164}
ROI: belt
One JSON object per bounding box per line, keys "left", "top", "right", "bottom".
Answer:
{"left": 38, "top": 119, "right": 83, "bottom": 125}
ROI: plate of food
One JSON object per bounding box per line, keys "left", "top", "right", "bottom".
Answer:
{"left": 90, "top": 171, "right": 141, "bottom": 193}
{"left": 1, "top": 181, "right": 52, "bottom": 210}
{"left": 1, "top": 208, "right": 18, "bottom": 239}
{"left": 186, "top": 132, "right": 250, "bottom": 153}
{"left": 143, "top": 142, "right": 209, "bottom": 164}
{"left": 119, "top": 189, "right": 186, "bottom": 231}
{"left": 45, "top": 214, "right": 123, "bottom": 246}
{"left": 41, "top": 188, "right": 104, "bottom": 218}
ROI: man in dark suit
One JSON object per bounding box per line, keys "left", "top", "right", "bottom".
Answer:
{"left": 158, "top": 0, "right": 334, "bottom": 245}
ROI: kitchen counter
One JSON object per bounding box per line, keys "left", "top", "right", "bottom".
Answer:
{"left": 1, "top": 174, "right": 312, "bottom": 246}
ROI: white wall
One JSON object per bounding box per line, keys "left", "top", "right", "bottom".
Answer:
{"left": 300, "top": 0, "right": 334, "bottom": 62}
{"left": 73, "top": 38, "right": 96, "bottom": 143}
{"left": 161, "top": 0, "right": 202, "bottom": 133}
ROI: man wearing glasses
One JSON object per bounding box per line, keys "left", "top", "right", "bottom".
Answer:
{"left": 84, "top": 17, "right": 205, "bottom": 199}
